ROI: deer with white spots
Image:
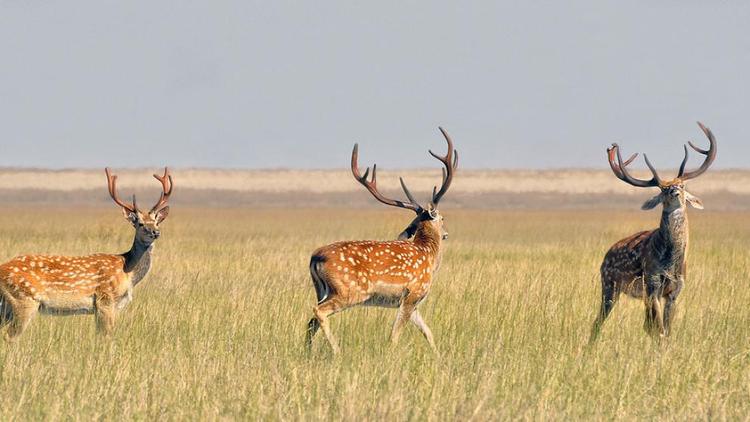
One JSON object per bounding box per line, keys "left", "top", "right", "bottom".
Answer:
{"left": 0, "top": 168, "right": 173, "bottom": 341}
{"left": 590, "top": 122, "right": 717, "bottom": 342}
{"left": 306, "top": 128, "right": 458, "bottom": 354}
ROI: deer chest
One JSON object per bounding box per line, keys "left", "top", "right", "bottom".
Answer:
{"left": 116, "top": 287, "right": 134, "bottom": 310}
{"left": 127, "top": 252, "right": 152, "bottom": 286}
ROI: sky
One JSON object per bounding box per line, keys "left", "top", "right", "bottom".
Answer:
{"left": 0, "top": 1, "right": 748, "bottom": 170}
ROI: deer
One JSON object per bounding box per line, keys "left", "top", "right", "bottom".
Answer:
{"left": 589, "top": 122, "right": 716, "bottom": 342}
{"left": 0, "top": 168, "right": 173, "bottom": 341}
{"left": 305, "top": 128, "right": 458, "bottom": 354}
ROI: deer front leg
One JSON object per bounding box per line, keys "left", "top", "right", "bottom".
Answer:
{"left": 390, "top": 303, "right": 416, "bottom": 346}
{"left": 662, "top": 278, "right": 684, "bottom": 337}
{"left": 94, "top": 294, "right": 117, "bottom": 336}
{"left": 409, "top": 310, "right": 436, "bottom": 351}
{"left": 391, "top": 289, "right": 423, "bottom": 346}
{"left": 643, "top": 275, "right": 665, "bottom": 337}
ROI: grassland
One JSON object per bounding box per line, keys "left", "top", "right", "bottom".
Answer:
{"left": 0, "top": 206, "right": 748, "bottom": 420}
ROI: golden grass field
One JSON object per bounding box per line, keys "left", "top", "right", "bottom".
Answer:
{"left": 0, "top": 205, "right": 748, "bottom": 420}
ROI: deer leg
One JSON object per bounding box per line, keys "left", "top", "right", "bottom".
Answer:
{"left": 5, "top": 299, "right": 38, "bottom": 342}
{"left": 589, "top": 276, "right": 619, "bottom": 343}
{"left": 409, "top": 309, "right": 436, "bottom": 351}
{"left": 305, "top": 317, "right": 321, "bottom": 350}
{"left": 644, "top": 276, "right": 665, "bottom": 337}
{"left": 390, "top": 304, "right": 416, "bottom": 346}
{"left": 662, "top": 279, "right": 683, "bottom": 337}
{"left": 311, "top": 298, "right": 344, "bottom": 354}
{"left": 391, "top": 290, "right": 419, "bottom": 346}
{"left": 94, "top": 295, "right": 116, "bottom": 336}
{"left": 0, "top": 295, "right": 12, "bottom": 332}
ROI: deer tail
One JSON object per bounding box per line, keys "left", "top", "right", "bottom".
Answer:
{"left": 309, "top": 255, "right": 331, "bottom": 304}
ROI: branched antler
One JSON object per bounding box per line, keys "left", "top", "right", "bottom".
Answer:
{"left": 105, "top": 168, "right": 138, "bottom": 213}
{"left": 606, "top": 143, "right": 662, "bottom": 188}
{"left": 351, "top": 127, "right": 459, "bottom": 212}
{"left": 429, "top": 127, "right": 458, "bottom": 205}
{"left": 678, "top": 122, "right": 717, "bottom": 181}
{"left": 607, "top": 122, "right": 717, "bottom": 187}
{"left": 351, "top": 145, "right": 422, "bottom": 213}
{"left": 150, "top": 167, "right": 173, "bottom": 213}
{"left": 105, "top": 167, "right": 173, "bottom": 214}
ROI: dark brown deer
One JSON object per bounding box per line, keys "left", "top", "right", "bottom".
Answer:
{"left": 590, "top": 122, "right": 717, "bottom": 341}
{"left": 306, "top": 128, "right": 458, "bottom": 354}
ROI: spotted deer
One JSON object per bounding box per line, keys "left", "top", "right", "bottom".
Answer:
{"left": 306, "top": 128, "right": 458, "bottom": 354}
{"left": 0, "top": 168, "right": 173, "bottom": 341}
{"left": 590, "top": 122, "right": 716, "bottom": 341}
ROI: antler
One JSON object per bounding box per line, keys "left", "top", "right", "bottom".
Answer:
{"left": 429, "top": 127, "right": 458, "bottom": 205}
{"left": 150, "top": 167, "right": 173, "bottom": 213}
{"left": 351, "top": 144, "right": 422, "bottom": 213}
{"left": 677, "top": 121, "right": 717, "bottom": 181}
{"left": 351, "top": 128, "right": 459, "bottom": 212}
{"left": 606, "top": 144, "right": 662, "bottom": 188}
{"left": 606, "top": 145, "right": 637, "bottom": 180}
{"left": 105, "top": 168, "right": 138, "bottom": 213}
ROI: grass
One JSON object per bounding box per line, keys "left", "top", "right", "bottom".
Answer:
{"left": 0, "top": 207, "right": 748, "bottom": 420}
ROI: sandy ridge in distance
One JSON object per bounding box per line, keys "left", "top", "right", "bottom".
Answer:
{"left": 0, "top": 168, "right": 746, "bottom": 195}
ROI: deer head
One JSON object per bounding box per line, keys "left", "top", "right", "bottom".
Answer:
{"left": 607, "top": 122, "right": 716, "bottom": 212}
{"left": 351, "top": 127, "right": 458, "bottom": 241}
{"left": 105, "top": 167, "right": 173, "bottom": 244}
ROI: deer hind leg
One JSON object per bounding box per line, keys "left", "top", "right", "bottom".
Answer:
{"left": 589, "top": 275, "right": 620, "bottom": 343}
{"left": 409, "top": 310, "right": 436, "bottom": 351}
{"left": 310, "top": 298, "right": 345, "bottom": 354}
{"left": 306, "top": 259, "right": 346, "bottom": 354}
{"left": 306, "top": 258, "right": 324, "bottom": 350}
{"left": 305, "top": 317, "right": 321, "bottom": 350}
{"left": 0, "top": 295, "right": 12, "bottom": 332}
{"left": 5, "top": 299, "right": 38, "bottom": 342}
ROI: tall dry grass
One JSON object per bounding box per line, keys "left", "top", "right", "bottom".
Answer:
{"left": 0, "top": 207, "right": 748, "bottom": 419}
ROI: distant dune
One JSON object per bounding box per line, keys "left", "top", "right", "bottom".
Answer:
{"left": 0, "top": 168, "right": 747, "bottom": 210}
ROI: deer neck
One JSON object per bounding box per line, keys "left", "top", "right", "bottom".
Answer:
{"left": 412, "top": 221, "right": 442, "bottom": 270}
{"left": 122, "top": 235, "right": 153, "bottom": 285}
{"left": 655, "top": 205, "right": 689, "bottom": 265}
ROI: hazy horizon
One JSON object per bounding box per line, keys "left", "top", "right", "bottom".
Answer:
{"left": 1, "top": 2, "right": 748, "bottom": 170}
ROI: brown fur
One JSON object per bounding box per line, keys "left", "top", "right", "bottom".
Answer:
{"left": 0, "top": 168, "right": 172, "bottom": 342}
{"left": 0, "top": 254, "right": 135, "bottom": 339}
{"left": 308, "top": 128, "right": 456, "bottom": 353}
{"left": 591, "top": 183, "right": 696, "bottom": 341}
{"left": 306, "top": 215, "right": 445, "bottom": 353}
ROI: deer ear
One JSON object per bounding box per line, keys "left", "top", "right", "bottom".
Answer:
{"left": 641, "top": 193, "right": 664, "bottom": 210}
{"left": 122, "top": 208, "right": 138, "bottom": 225}
{"left": 155, "top": 206, "right": 170, "bottom": 224}
{"left": 398, "top": 217, "right": 420, "bottom": 240}
{"left": 685, "top": 192, "right": 704, "bottom": 209}
{"left": 425, "top": 204, "right": 439, "bottom": 220}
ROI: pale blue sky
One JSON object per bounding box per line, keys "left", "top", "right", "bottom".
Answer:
{"left": 0, "top": 1, "right": 747, "bottom": 169}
